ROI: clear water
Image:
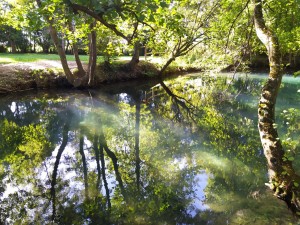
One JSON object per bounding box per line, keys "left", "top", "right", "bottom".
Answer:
{"left": 0, "top": 73, "right": 300, "bottom": 224}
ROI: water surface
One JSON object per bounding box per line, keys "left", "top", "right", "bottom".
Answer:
{"left": 0, "top": 73, "right": 300, "bottom": 224}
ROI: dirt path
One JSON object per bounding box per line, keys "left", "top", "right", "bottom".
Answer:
{"left": 0, "top": 60, "right": 79, "bottom": 94}
{"left": 0, "top": 60, "right": 78, "bottom": 74}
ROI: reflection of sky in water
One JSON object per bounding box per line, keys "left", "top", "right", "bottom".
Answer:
{"left": 1, "top": 74, "right": 300, "bottom": 224}
{"left": 10, "top": 102, "right": 16, "bottom": 113}
{"left": 118, "top": 93, "right": 131, "bottom": 104}
{"left": 2, "top": 177, "right": 19, "bottom": 199}
{"left": 46, "top": 137, "right": 117, "bottom": 201}
{"left": 174, "top": 157, "right": 209, "bottom": 216}
{"left": 1, "top": 136, "right": 116, "bottom": 222}
{"left": 192, "top": 172, "right": 209, "bottom": 213}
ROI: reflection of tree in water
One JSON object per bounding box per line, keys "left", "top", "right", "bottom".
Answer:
{"left": 144, "top": 76, "right": 298, "bottom": 223}
{"left": 50, "top": 120, "right": 70, "bottom": 222}
{"left": 0, "top": 76, "right": 299, "bottom": 224}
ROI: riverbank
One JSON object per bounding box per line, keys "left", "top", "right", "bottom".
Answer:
{"left": 0, "top": 60, "right": 201, "bottom": 95}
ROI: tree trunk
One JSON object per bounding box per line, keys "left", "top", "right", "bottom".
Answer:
{"left": 253, "top": 0, "right": 300, "bottom": 213}
{"left": 48, "top": 24, "right": 77, "bottom": 85}
{"left": 68, "top": 21, "right": 85, "bottom": 76}
{"left": 144, "top": 45, "right": 147, "bottom": 61}
{"left": 87, "top": 22, "right": 97, "bottom": 86}
{"left": 73, "top": 42, "right": 85, "bottom": 76}
{"left": 159, "top": 57, "right": 176, "bottom": 76}
{"left": 33, "top": 38, "right": 36, "bottom": 53}
{"left": 126, "top": 41, "right": 140, "bottom": 71}
{"left": 10, "top": 40, "right": 17, "bottom": 53}
{"left": 36, "top": 0, "right": 88, "bottom": 87}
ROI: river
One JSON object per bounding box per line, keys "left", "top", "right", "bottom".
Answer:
{"left": 0, "top": 72, "right": 299, "bottom": 224}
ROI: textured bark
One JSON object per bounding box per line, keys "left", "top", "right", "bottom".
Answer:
{"left": 36, "top": 0, "right": 75, "bottom": 85}
{"left": 68, "top": 21, "right": 85, "bottom": 76}
{"left": 36, "top": 0, "right": 94, "bottom": 87}
{"left": 127, "top": 41, "right": 140, "bottom": 70}
{"left": 253, "top": 0, "right": 300, "bottom": 213}
{"left": 159, "top": 57, "right": 176, "bottom": 75}
{"left": 73, "top": 43, "right": 85, "bottom": 75}
{"left": 87, "top": 22, "right": 97, "bottom": 86}
{"left": 48, "top": 24, "right": 75, "bottom": 84}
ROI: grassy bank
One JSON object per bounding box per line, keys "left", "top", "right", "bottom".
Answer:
{"left": 0, "top": 53, "right": 194, "bottom": 70}
{"left": 0, "top": 53, "right": 159, "bottom": 64}
{"left": 0, "top": 53, "right": 146, "bottom": 64}
{"left": 0, "top": 53, "right": 100, "bottom": 64}
{"left": 0, "top": 53, "right": 202, "bottom": 95}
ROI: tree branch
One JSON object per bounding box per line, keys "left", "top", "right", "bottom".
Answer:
{"left": 225, "top": 0, "right": 251, "bottom": 52}
{"left": 69, "top": 3, "right": 130, "bottom": 42}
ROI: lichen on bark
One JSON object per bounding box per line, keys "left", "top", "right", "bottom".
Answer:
{"left": 253, "top": 0, "right": 300, "bottom": 214}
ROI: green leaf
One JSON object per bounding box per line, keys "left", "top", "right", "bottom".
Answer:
{"left": 293, "top": 71, "right": 300, "bottom": 77}
{"left": 149, "top": 14, "right": 155, "bottom": 22}
{"left": 138, "top": 14, "right": 146, "bottom": 22}
{"left": 160, "top": 2, "right": 168, "bottom": 8}
{"left": 294, "top": 182, "right": 299, "bottom": 187}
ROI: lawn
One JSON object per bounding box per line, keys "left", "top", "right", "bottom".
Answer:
{"left": 0, "top": 53, "right": 163, "bottom": 64}
{"left": 0, "top": 53, "right": 101, "bottom": 64}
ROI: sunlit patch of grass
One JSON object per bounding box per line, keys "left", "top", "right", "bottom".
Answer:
{"left": 0, "top": 53, "right": 166, "bottom": 67}
{"left": 0, "top": 57, "right": 17, "bottom": 64}
{"left": 0, "top": 53, "right": 92, "bottom": 63}
{"left": 0, "top": 53, "right": 108, "bottom": 64}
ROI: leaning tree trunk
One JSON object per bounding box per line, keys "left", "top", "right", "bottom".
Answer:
{"left": 68, "top": 21, "right": 85, "bottom": 76}
{"left": 87, "top": 22, "right": 97, "bottom": 86}
{"left": 73, "top": 42, "right": 85, "bottom": 76}
{"left": 36, "top": 0, "right": 91, "bottom": 87}
{"left": 47, "top": 24, "right": 78, "bottom": 85}
{"left": 36, "top": 0, "right": 75, "bottom": 85}
{"left": 159, "top": 56, "right": 176, "bottom": 76}
{"left": 253, "top": 0, "right": 300, "bottom": 213}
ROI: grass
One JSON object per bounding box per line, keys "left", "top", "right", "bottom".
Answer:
{"left": 0, "top": 53, "right": 97, "bottom": 63}
{"left": 0, "top": 53, "right": 164, "bottom": 64}
{"left": 0, "top": 53, "right": 149, "bottom": 64}
{"left": 0, "top": 53, "right": 198, "bottom": 72}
